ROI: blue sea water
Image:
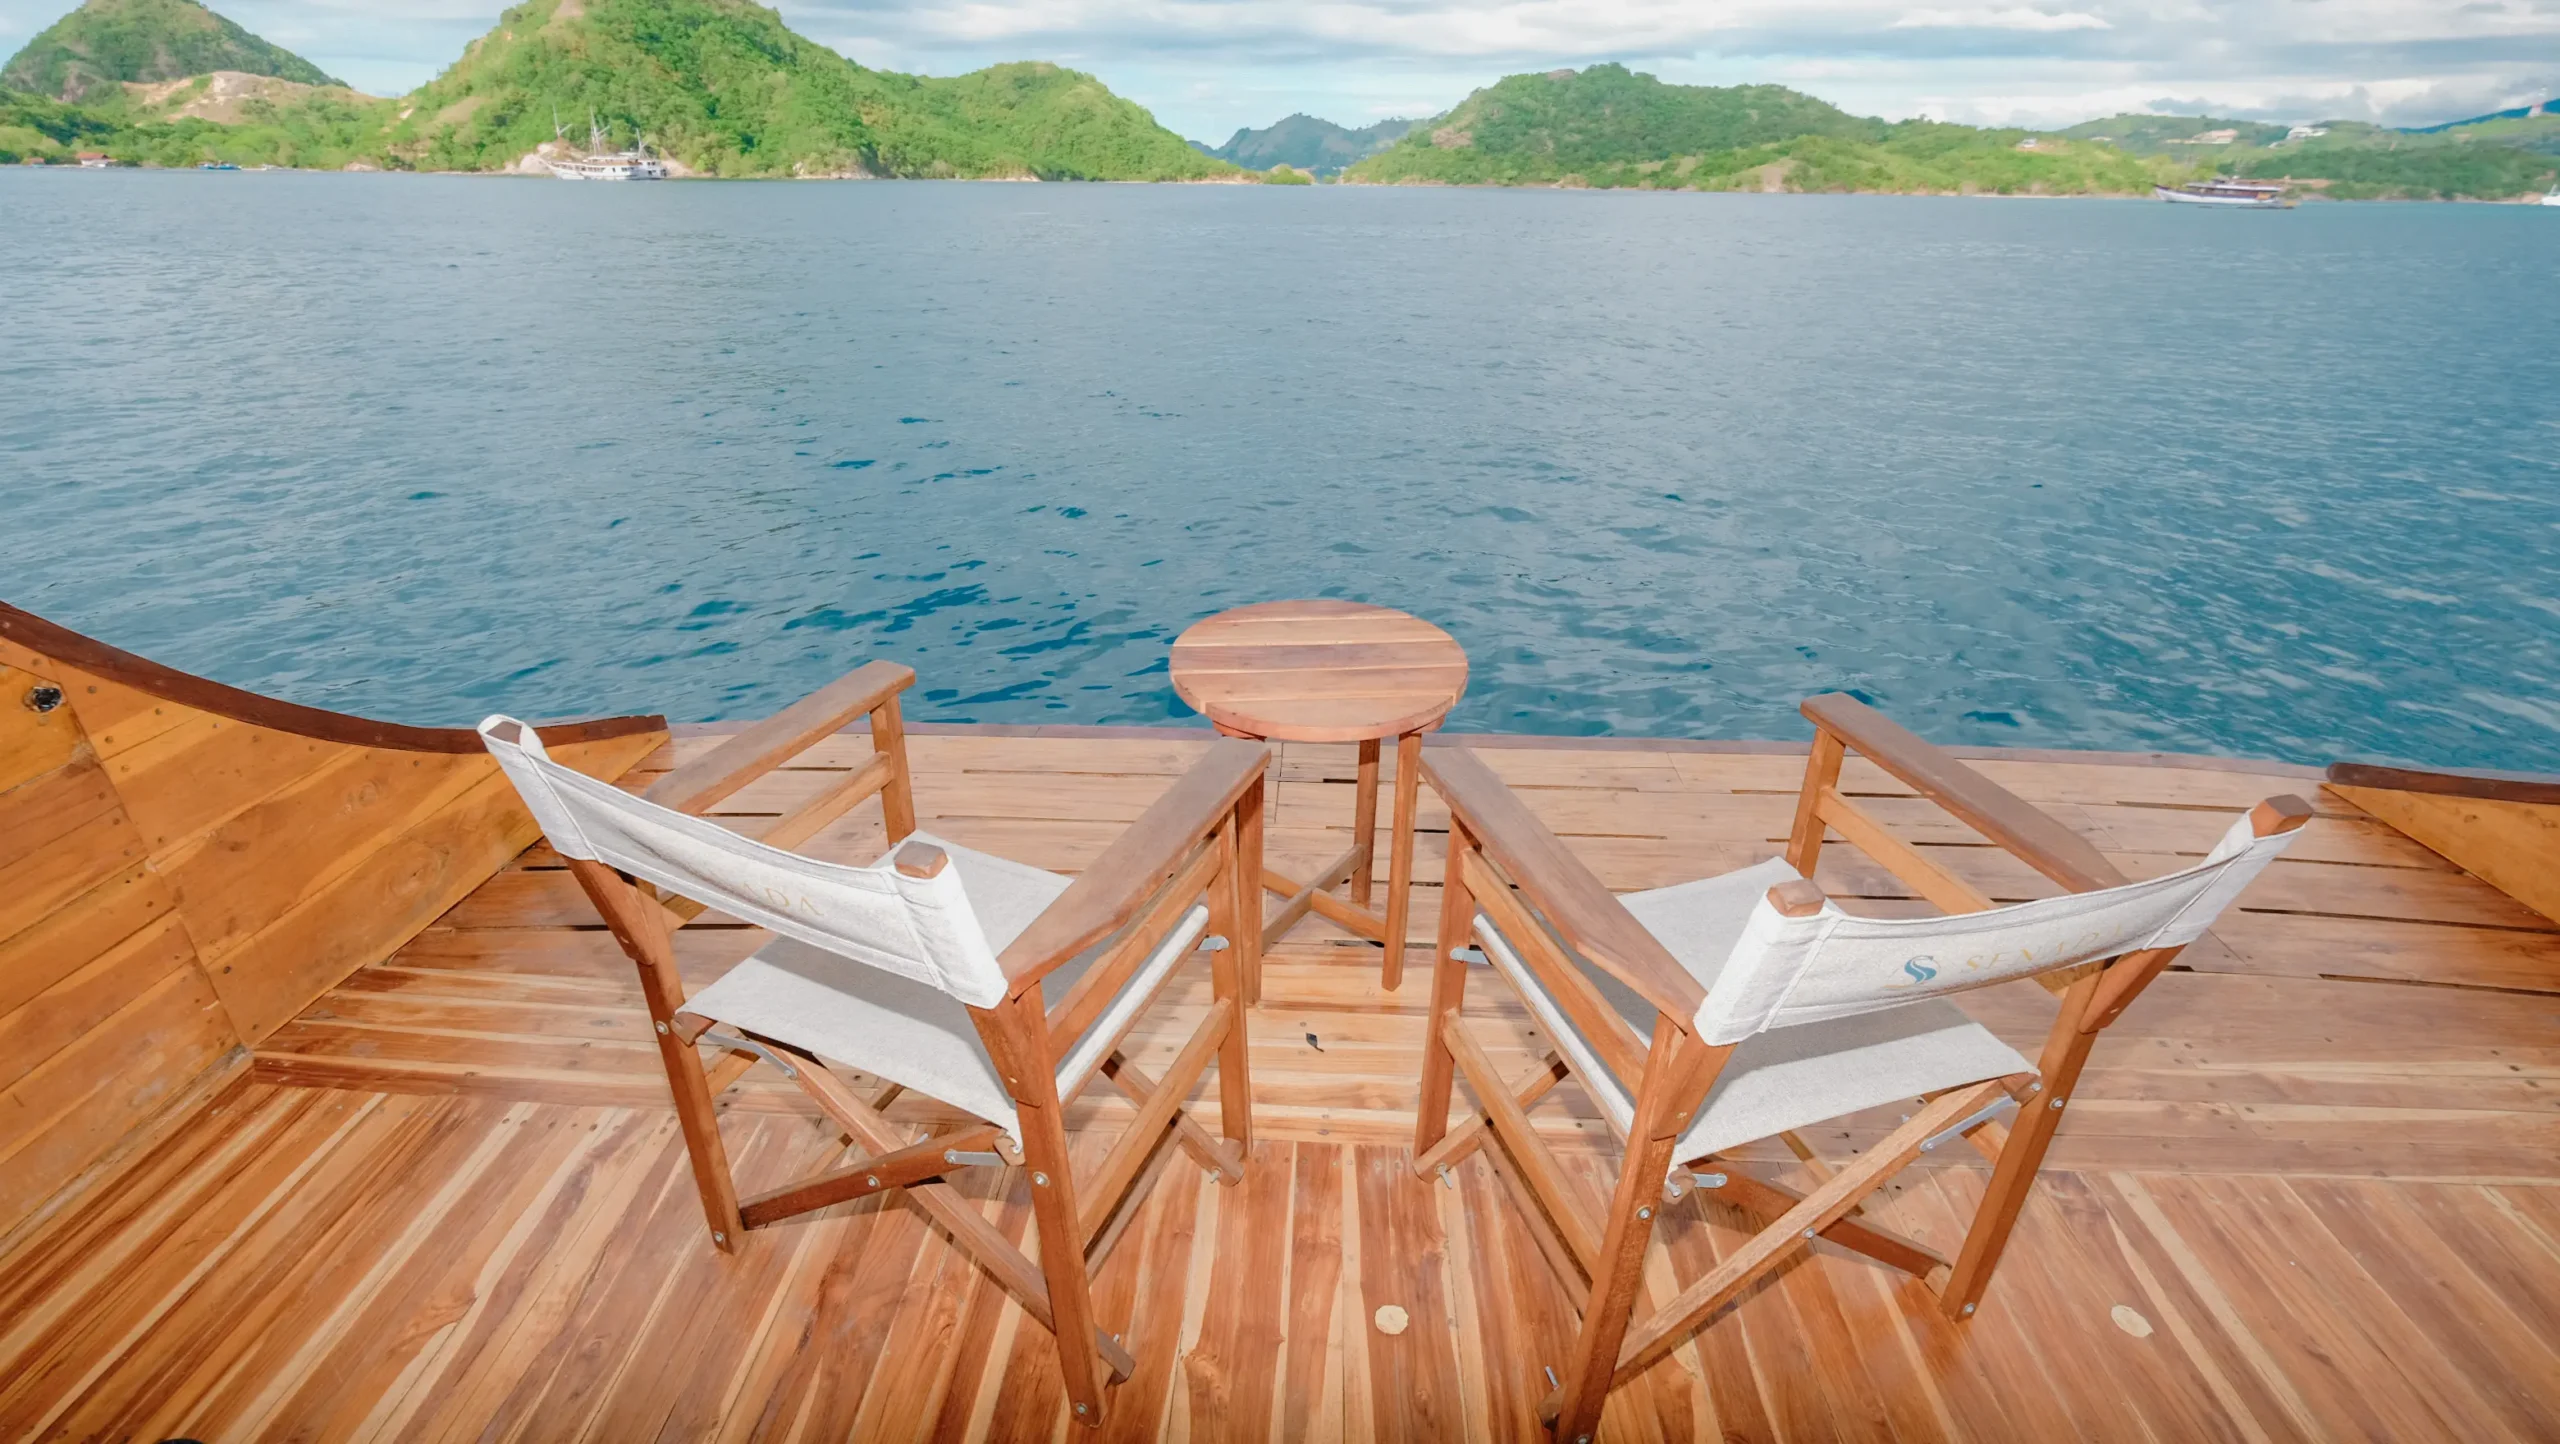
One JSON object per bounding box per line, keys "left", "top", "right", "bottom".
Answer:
{"left": 2, "top": 170, "right": 2555, "bottom": 769}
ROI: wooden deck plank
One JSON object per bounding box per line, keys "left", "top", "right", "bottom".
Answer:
{"left": 2, "top": 730, "right": 2554, "bottom": 1438}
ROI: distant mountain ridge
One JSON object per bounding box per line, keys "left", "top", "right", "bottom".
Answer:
{"left": 1344, "top": 64, "right": 2560, "bottom": 200}
{"left": 1197, "top": 113, "right": 1413, "bottom": 174}
{"left": 0, "top": 0, "right": 1239, "bottom": 179}
{"left": 1347, "top": 64, "right": 2160, "bottom": 194}
{"left": 2404, "top": 97, "right": 2557, "bottom": 134}
{"left": 2, "top": 0, "right": 338, "bottom": 101}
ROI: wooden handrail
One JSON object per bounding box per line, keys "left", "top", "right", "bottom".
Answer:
{"left": 0, "top": 598, "right": 664, "bottom": 753}
{"left": 1421, "top": 745, "right": 1706, "bottom": 1022}
{"left": 646, "top": 661, "right": 915, "bottom": 816}
{"left": 1799, "top": 693, "right": 2127, "bottom": 894}
{"left": 2327, "top": 760, "right": 2560, "bottom": 807}
{"left": 997, "top": 738, "right": 1268, "bottom": 992}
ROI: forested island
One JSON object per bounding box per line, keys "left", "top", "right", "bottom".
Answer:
{"left": 1342, "top": 65, "right": 2560, "bottom": 201}
{"left": 0, "top": 0, "right": 1234, "bottom": 179}
{"left": 5, "top": 0, "right": 2556, "bottom": 199}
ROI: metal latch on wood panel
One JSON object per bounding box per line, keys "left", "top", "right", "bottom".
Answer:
{"left": 1919, "top": 1097, "right": 2018, "bottom": 1153}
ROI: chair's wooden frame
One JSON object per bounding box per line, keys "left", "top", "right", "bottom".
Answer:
{"left": 526, "top": 664, "right": 1266, "bottom": 1430}
{"left": 1413, "top": 693, "right": 2312, "bottom": 1442}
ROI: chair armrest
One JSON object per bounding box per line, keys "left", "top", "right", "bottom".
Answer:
{"left": 645, "top": 661, "right": 915, "bottom": 817}
{"left": 1422, "top": 745, "right": 1705, "bottom": 1023}
{"left": 998, "top": 737, "right": 1269, "bottom": 993}
{"left": 1800, "top": 693, "right": 2126, "bottom": 894}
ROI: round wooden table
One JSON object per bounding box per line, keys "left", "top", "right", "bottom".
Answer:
{"left": 1170, "top": 601, "right": 1468, "bottom": 990}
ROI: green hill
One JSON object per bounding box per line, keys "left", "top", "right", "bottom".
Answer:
{"left": 1347, "top": 65, "right": 2166, "bottom": 195}
{"left": 375, "top": 0, "right": 1229, "bottom": 179}
{"left": 1351, "top": 66, "right": 1881, "bottom": 185}
{"left": 0, "top": 0, "right": 1238, "bottom": 178}
{"left": 1199, "top": 113, "right": 1414, "bottom": 175}
{"left": 1, "top": 0, "right": 338, "bottom": 102}
{"left": 2056, "top": 108, "right": 2560, "bottom": 198}
{"left": 2053, "top": 113, "right": 2293, "bottom": 153}
{"left": 1345, "top": 66, "right": 2557, "bottom": 199}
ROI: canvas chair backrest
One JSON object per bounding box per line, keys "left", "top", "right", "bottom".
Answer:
{"left": 1695, "top": 813, "right": 2296, "bottom": 1044}
{"left": 479, "top": 716, "right": 1012, "bottom": 1008}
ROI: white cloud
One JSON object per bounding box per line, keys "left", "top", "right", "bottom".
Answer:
{"left": 1889, "top": 8, "right": 2113, "bottom": 30}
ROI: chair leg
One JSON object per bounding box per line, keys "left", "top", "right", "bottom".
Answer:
{"left": 1941, "top": 994, "right": 2101, "bottom": 1318}
{"left": 656, "top": 1021, "right": 748, "bottom": 1251}
{"left": 566, "top": 857, "right": 744, "bottom": 1251}
{"left": 980, "top": 995, "right": 1113, "bottom": 1427}
{"left": 1412, "top": 822, "right": 1477, "bottom": 1159}
{"left": 1550, "top": 1024, "right": 1728, "bottom": 1444}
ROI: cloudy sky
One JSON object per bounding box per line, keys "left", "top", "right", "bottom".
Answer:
{"left": 4, "top": 0, "right": 2553, "bottom": 142}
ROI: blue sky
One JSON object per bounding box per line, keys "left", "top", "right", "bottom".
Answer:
{"left": 3, "top": 0, "right": 2554, "bottom": 141}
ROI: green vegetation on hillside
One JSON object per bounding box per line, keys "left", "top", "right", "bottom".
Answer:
{"left": 2050, "top": 107, "right": 2559, "bottom": 197}
{"left": 1348, "top": 66, "right": 2169, "bottom": 195}
{"left": 0, "top": 83, "right": 389, "bottom": 166}
{"left": 1, "top": 0, "right": 337, "bottom": 101}
{"left": 1346, "top": 65, "right": 2559, "bottom": 200}
{"left": 1, "top": 0, "right": 1239, "bottom": 178}
{"left": 1200, "top": 113, "right": 1413, "bottom": 175}
{"left": 2054, "top": 113, "right": 2294, "bottom": 151}
{"left": 2226, "top": 142, "right": 2558, "bottom": 200}
{"left": 377, "top": 0, "right": 1230, "bottom": 179}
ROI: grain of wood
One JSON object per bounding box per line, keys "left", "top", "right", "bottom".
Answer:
{"left": 3, "top": 728, "right": 2553, "bottom": 1439}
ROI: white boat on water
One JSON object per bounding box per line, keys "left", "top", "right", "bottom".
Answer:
{"left": 2155, "top": 179, "right": 2293, "bottom": 208}
{"left": 549, "top": 113, "right": 669, "bottom": 181}
{"left": 2543, "top": 182, "right": 2560, "bottom": 207}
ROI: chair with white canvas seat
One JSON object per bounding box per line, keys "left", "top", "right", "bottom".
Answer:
{"left": 477, "top": 662, "right": 1264, "bottom": 1431}
{"left": 1409, "top": 693, "right": 2311, "bottom": 1442}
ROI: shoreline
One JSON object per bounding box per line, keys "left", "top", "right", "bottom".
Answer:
{"left": 12, "top": 163, "right": 2552, "bottom": 202}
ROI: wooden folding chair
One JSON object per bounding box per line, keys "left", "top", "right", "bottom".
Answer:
{"left": 1412, "top": 693, "right": 2312, "bottom": 1441}
{"left": 477, "top": 664, "right": 1265, "bottom": 1429}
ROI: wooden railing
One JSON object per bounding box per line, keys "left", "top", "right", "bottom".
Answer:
{"left": 0, "top": 602, "right": 666, "bottom": 1244}
{"left": 2325, "top": 760, "right": 2560, "bottom": 926}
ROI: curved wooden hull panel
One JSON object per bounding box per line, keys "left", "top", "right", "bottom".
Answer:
{"left": 0, "top": 603, "right": 666, "bottom": 1242}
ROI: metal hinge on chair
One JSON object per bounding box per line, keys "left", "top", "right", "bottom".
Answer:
{"left": 1918, "top": 1096, "right": 2017, "bottom": 1153}
{"left": 696, "top": 1030, "right": 798, "bottom": 1079}
{"left": 942, "top": 1149, "right": 1005, "bottom": 1168}
{"left": 1200, "top": 935, "right": 1231, "bottom": 952}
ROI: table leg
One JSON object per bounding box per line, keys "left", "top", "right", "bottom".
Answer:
{"left": 1381, "top": 731, "right": 1424, "bottom": 990}
{"left": 1237, "top": 769, "right": 1267, "bottom": 1005}
{"left": 1351, "top": 737, "right": 1381, "bottom": 909}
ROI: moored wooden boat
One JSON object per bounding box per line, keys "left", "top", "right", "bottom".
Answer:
{"left": 0, "top": 603, "right": 2552, "bottom": 1439}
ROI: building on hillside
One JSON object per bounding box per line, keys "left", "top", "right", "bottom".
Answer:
{"left": 2285, "top": 126, "right": 2329, "bottom": 141}
{"left": 2172, "top": 129, "right": 2240, "bottom": 145}
{"left": 75, "top": 152, "right": 116, "bottom": 168}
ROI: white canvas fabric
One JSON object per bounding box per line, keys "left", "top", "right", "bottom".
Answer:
{"left": 1051, "top": 905, "right": 1210, "bottom": 1106}
{"left": 479, "top": 716, "right": 1218, "bottom": 1138}
{"left": 1476, "top": 904, "right": 2028, "bottom": 1166}
{"left": 1692, "top": 813, "right": 2294, "bottom": 1043}
{"left": 1470, "top": 811, "right": 2294, "bottom": 1166}
{"left": 678, "top": 834, "right": 1077, "bottom": 1134}
{"left": 479, "top": 717, "right": 1011, "bottom": 1007}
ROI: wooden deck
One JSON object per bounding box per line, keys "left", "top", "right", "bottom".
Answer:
{"left": 5, "top": 727, "right": 2557, "bottom": 1441}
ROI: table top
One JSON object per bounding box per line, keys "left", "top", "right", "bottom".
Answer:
{"left": 1169, "top": 600, "right": 1469, "bottom": 743}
